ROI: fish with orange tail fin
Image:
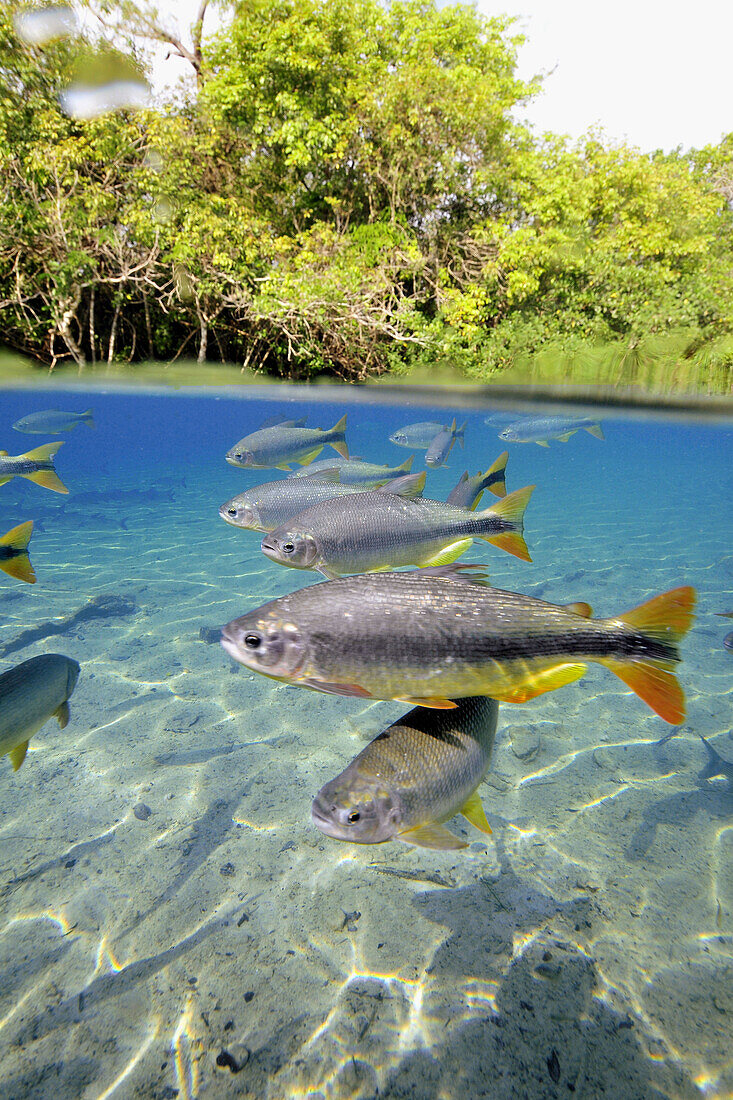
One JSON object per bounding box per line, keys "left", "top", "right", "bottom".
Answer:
{"left": 221, "top": 567, "right": 695, "bottom": 723}
{"left": 261, "top": 484, "right": 534, "bottom": 577}
{"left": 0, "top": 521, "right": 36, "bottom": 583}
{"left": 0, "top": 443, "right": 68, "bottom": 494}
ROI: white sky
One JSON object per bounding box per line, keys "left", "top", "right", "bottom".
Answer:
{"left": 150, "top": 0, "right": 732, "bottom": 153}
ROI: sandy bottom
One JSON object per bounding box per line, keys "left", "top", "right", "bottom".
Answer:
{"left": 0, "top": 440, "right": 732, "bottom": 1100}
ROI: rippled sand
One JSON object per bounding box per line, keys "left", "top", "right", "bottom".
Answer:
{"left": 0, "top": 392, "right": 731, "bottom": 1099}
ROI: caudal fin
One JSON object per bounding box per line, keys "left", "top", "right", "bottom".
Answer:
{"left": 482, "top": 451, "right": 508, "bottom": 500}
{"left": 329, "top": 414, "right": 349, "bottom": 458}
{"left": 0, "top": 520, "right": 36, "bottom": 583}
{"left": 602, "top": 586, "right": 696, "bottom": 723}
{"left": 478, "top": 484, "right": 534, "bottom": 562}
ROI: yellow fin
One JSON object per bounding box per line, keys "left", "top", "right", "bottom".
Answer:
{"left": 9, "top": 741, "right": 29, "bottom": 771}
{"left": 0, "top": 554, "right": 36, "bottom": 583}
{"left": 491, "top": 663, "right": 587, "bottom": 704}
{"left": 488, "top": 532, "right": 532, "bottom": 562}
{"left": 22, "top": 442, "right": 64, "bottom": 462}
{"left": 563, "top": 601, "right": 593, "bottom": 618}
{"left": 536, "top": 440, "right": 550, "bottom": 447}
{"left": 22, "top": 469, "right": 69, "bottom": 494}
{"left": 275, "top": 464, "right": 293, "bottom": 471}
{"left": 601, "top": 658, "right": 686, "bottom": 725}
{"left": 297, "top": 447, "right": 323, "bottom": 467}
{"left": 0, "top": 520, "right": 33, "bottom": 548}
{"left": 395, "top": 696, "right": 458, "bottom": 710}
{"left": 54, "top": 700, "right": 71, "bottom": 729}
{"left": 460, "top": 790, "right": 492, "bottom": 835}
{"left": 585, "top": 424, "right": 604, "bottom": 439}
{"left": 0, "top": 476, "right": 12, "bottom": 486}
{"left": 399, "top": 823, "right": 468, "bottom": 850}
{"left": 421, "top": 538, "right": 473, "bottom": 567}
{"left": 485, "top": 451, "right": 508, "bottom": 498}
{"left": 558, "top": 431, "right": 576, "bottom": 442}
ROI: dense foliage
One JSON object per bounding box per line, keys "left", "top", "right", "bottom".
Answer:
{"left": 1, "top": 0, "right": 732, "bottom": 386}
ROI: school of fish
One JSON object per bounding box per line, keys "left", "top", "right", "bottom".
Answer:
{"left": 217, "top": 410, "right": 697, "bottom": 848}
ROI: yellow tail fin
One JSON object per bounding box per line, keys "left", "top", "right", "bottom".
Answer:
{"left": 0, "top": 521, "right": 36, "bottom": 583}
{"left": 485, "top": 451, "right": 508, "bottom": 499}
{"left": 601, "top": 586, "right": 696, "bottom": 724}
{"left": 22, "top": 469, "right": 69, "bottom": 494}
{"left": 479, "top": 484, "right": 534, "bottom": 562}
{"left": 22, "top": 442, "right": 64, "bottom": 462}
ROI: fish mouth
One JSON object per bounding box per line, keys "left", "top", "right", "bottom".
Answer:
{"left": 220, "top": 628, "right": 247, "bottom": 664}
{"left": 310, "top": 797, "right": 349, "bottom": 840}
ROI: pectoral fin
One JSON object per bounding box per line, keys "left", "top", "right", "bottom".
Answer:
{"left": 460, "top": 790, "right": 492, "bottom": 835}
{"left": 399, "top": 824, "right": 468, "bottom": 850}
{"left": 9, "top": 741, "right": 29, "bottom": 771}
{"left": 54, "top": 701, "right": 70, "bottom": 729}
{"left": 301, "top": 677, "right": 373, "bottom": 699}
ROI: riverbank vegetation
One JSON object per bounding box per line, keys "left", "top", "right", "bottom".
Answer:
{"left": 2, "top": 0, "right": 732, "bottom": 390}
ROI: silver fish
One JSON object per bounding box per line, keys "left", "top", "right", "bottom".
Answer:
{"left": 498, "top": 416, "right": 604, "bottom": 446}
{"left": 0, "top": 443, "right": 69, "bottom": 494}
{"left": 220, "top": 567, "right": 695, "bottom": 723}
{"left": 219, "top": 470, "right": 421, "bottom": 533}
{"left": 260, "top": 483, "right": 533, "bottom": 576}
{"left": 226, "top": 415, "right": 348, "bottom": 471}
{"left": 389, "top": 421, "right": 446, "bottom": 449}
{"left": 287, "top": 455, "right": 414, "bottom": 485}
{"left": 312, "top": 697, "right": 498, "bottom": 849}
{"left": 0, "top": 654, "right": 80, "bottom": 770}
{"left": 425, "top": 419, "right": 466, "bottom": 468}
{"left": 13, "top": 409, "right": 95, "bottom": 434}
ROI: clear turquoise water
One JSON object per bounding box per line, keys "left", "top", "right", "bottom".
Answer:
{"left": 0, "top": 384, "right": 731, "bottom": 1100}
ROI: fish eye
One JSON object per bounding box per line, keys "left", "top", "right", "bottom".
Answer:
{"left": 244, "top": 633, "right": 261, "bottom": 649}
{"left": 227, "top": 507, "right": 237, "bottom": 516}
{"left": 283, "top": 542, "right": 295, "bottom": 554}
{"left": 348, "top": 811, "right": 361, "bottom": 823}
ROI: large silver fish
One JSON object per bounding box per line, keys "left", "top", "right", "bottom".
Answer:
{"left": 0, "top": 443, "right": 68, "bottom": 493}
{"left": 499, "top": 416, "right": 604, "bottom": 446}
{"left": 425, "top": 419, "right": 466, "bottom": 468}
{"left": 312, "top": 696, "right": 498, "bottom": 850}
{"left": 13, "top": 409, "right": 95, "bottom": 434}
{"left": 219, "top": 470, "right": 422, "bottom": 533}
{"left": 260, "top": 483, "right": 533, "bottom": 576}
{"left": 220, "top": 567, "right": 695, "bottom": 723}
{"left": 0, "top": 654, "right": 80, "bottom": 770}
{"left": 287, "top": 455, "right": 414, "bottom": 486}
{"left": 226, "top": 416, "right": 348, "bottom": 471}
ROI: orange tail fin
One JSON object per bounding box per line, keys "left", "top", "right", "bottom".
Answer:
{"left": 603, "top": 586, "right": 696, "bottom": 723}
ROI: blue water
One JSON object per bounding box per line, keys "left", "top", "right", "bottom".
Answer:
{"left": 0, "top": 383, "right": 731, "bottom": 1100}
